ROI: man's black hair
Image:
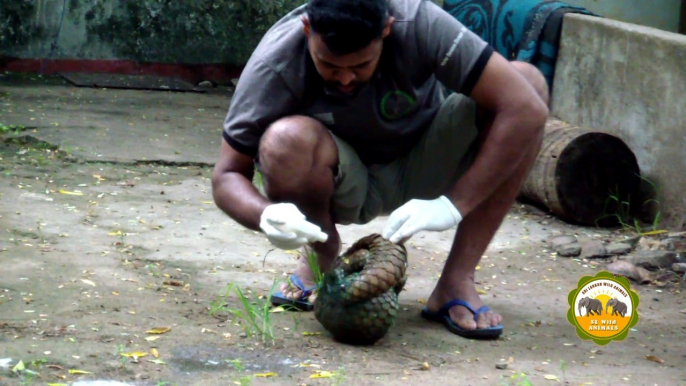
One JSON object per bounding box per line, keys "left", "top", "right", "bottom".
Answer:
{"left": 306, "top": 0, "right": 390, "bottom": 55}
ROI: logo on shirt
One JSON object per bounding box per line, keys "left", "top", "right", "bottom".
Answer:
{"left": 380, "top": 90, "right": 415, "bottom": 120}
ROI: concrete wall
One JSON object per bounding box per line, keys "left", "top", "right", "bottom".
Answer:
{"left": 563, "top": 0, "right": 682, "bottom": 33}
{"left": 551, "top": 14, "right": 686, "bottom": 228}
{"left": 0, "top": 0, "right": 306, "bottom": 66}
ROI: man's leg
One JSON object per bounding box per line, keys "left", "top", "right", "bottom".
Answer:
{"left": 258, "top": 115, "right": 342, "bottom": 302}
{"left": 425, "top": 62, "right": 549, "bottom": 331}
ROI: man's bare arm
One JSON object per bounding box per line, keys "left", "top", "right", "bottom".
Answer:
{"left": 446, "top": 52, "right": 549, "bottom": 216}
{"left": 211, "top": 138, "right": 270, "bottom": 231}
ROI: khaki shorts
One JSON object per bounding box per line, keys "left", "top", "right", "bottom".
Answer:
{"left": 331, "top": 93, "right": 480, "bottom": 225}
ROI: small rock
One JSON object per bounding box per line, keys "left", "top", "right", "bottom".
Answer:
{"left": 557, "top": 243, "right": 582, "bottom": 257}
{"left": 660, "top": 238, "right": 677, "bottom": 251}
{"left": 672, "top": 263, "right": 686, "bottom": 273}
{"left": 580, "top": 241, "right": 608, "bottom": 259}
{"left": 239, "top": 332, "right": 247, "bottom": 338}
{"left": 495, "top": 363, "right": 508, "bottom": 370}
{"left": 198, "top": 80, "right": 214, "bottom": 88}
{"left": 231, "top": 78, "right": 240, "bottom": 86}
{"left": 606, "top": 260, "right": 652, "bottom": 283}
{"left": 637, "top": 237, "right": 661, "bottom": 251}
{"left": 623, "top": 250, "right": 677, "bottom": 269}
{"left": 550, "top": 235, "right": 577, "bottom": 248}
{"left": 605, "top": 242, "right": 632, "bottom": 255}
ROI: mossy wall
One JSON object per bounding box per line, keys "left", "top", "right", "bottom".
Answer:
{"left": 1, "top": 0, "right": 307, "bottom": 66}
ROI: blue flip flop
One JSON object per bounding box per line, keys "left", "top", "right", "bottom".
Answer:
{"left": 421, "top": 299, "right": 503, "bottom": 339}
{"left": 270, "top": 274, "right": 316, "bottom": 311}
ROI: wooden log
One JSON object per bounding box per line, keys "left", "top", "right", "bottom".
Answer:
{"left": 519, "top": 120, "right": 641, "bottom": 226}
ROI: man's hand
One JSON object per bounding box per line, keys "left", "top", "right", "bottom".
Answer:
{"left": 382, "top": 196, "right": 463, "bottom": 244}
{"left": 260, "top": 203, "right": 328, "bottom": 250}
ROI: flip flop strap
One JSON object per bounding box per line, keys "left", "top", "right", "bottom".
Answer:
{"left": 289, "top": 274, "right": 316, "bottom": 294}
{"left": 438, "top": 299, "right": 491, "bottom": 322}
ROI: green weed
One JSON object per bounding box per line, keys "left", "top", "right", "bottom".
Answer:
{"left": 500, "top": 372, "right": 533, "bottom": 386}
{"left": 597, "top": 175, "right": 663, "bottom": 235}
{"left": 209, "top": 281, "right": 281, "bottom": 344}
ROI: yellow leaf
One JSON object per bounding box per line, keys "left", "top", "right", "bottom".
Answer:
{"left": 112, "top": 291, "right": 119, "bottom": 296}
{"left": 544, "top": 374, "right": 560, "bottom": 381}
{"left": 202, "top": 200, "right": 214, "bottom": 204}
{"left": 254, "top": 372, "right": 278, "bottom": 377}
{"left": 310, "top": 371, "right": 336, "bottom": 379}
{"left": 294, "top": 363, "right": 321, "bottom": 368}
{"left": 146, "top": 327, "right": 171, "bottom": 334}
{"left": 81, "top": 279, "right": 96, "bottom": 287}
{"left": 147, "top": 359, "right": 166, "bottom": 365}
{"left": 641, "top": 230, "right": 668, "bottom": 236}
{"left": 108, "top": 230, "right": 122, "bottom": 236}
{"left": 269, "top": 306, "right": 286, "bottom": 313}
{"left": 150, "top": 348, "right": 159, "bottom": 358}
{"left": 68, "top": 369, "right": 92, "bottom": 374}
{"left": 121, "top": 351, "right": 148, "bottom": 358}
{"left": 12, "top": 360, "right": 25, "bottom": 372}
{"left": 59, "top": 189, "right": 84, "bottom": 196}
{"left": 93, "top": 174, "right": 105, "bottom": 181}
{"left": 302, "top": 331, "right": 321, "bottom": 336}
{"left": 477, "top": 288, "right": 487, "bottom": 295}
{"left": 284, "top": 250, "right": 300, "bottom": 255}
{"left": 145, "top": 336, "right": 160, "bottom": 342}
{"left": 47, "top": 384, "right": 69, "bottom": 386}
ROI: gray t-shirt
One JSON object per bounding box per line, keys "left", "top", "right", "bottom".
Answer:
{"left": 223, "top": 0, "right": 493, "bottom": 165}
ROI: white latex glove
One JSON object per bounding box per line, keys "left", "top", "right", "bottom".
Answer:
{"left": 382, "top": 196, "right": 463, "bottom": 244}
{"left": 260, "top": 203, "right": 328, "bottom": 250}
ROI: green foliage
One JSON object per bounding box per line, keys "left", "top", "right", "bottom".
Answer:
{"left": 0, "top": 1, "right": 45, "bottom": 52}
{"left": 84, "top": 0, "right": 308, "bottom": 65}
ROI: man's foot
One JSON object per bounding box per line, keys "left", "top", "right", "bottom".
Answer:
{"left": 423, "top": 277, "right": 503, "bottom": 338}
{"left": 279, "top": 256, "right": 318, "bottom": 304}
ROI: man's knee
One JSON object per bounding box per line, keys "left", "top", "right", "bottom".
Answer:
{"left": 258, "top": 115, "right": 337, "bottom": 199}
{"left": 511, "top": 61, "right": 549, "bottom": 106}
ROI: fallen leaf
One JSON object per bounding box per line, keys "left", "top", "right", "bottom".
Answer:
{"left": 150, "top": 348, "right": 159, "bottom": 358}
{"left": 121, "top": 351, "right": 148, "bottom": 358}
{"left": 145, "top": 336, "right": 161, "bottom": 342}
{"left": 302, "top": 331, "right": 321, "bottom": 336}
{"left": 47, "top": 384, "right": 69, "bottom": 386}
{"left": 544, "top": 374, "right": 560, "bottom": 381}
{"left": 294, "top": 363, "right": 321, "bottom": 368}
{"left": 147, "top": 359, "right": 166, "bottom": 365}
{"left": 163, "top": 280, "right": 184, "bottom": 287}
{"left": 255, "top": 372, "right": 278, "bottom": 377}
{"left": 269, "top": 306, "right": 286, "bottom": 313}
{"left": 68, "top": 369, "right": 92, "bottom": 374}
{"left": 80, "top": 279, "right": 96, "bottom": 287}
{"left": 12, "top": 360, "right": 25, "bottom": 373}
{"left": 146, "top": 327, "right": 171, "bottom": 334}
{"left": 417, "top": 298, "right": 427, "bottom": 305}
{"left": 310, "top": 371, "right": 336, "bottom": 379}
{"left": 421, "top": 362, "right": 430, "bottom": 371}
{"left": 477, "top": 288, "right": 488, "bottom": 295}
{"left": 646, "top": 355, "right": 664, "bottom": 364}
{"left": 59, "top": 189, "right": 84, "bottom": 196}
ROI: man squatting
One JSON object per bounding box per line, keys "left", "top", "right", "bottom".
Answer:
{"left": 212, "top": 0, "right": 549, "bottom": 339}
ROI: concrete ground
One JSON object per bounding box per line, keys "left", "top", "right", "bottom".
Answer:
{"left": 1, "top": 74, "right": 685, "bottom": 386}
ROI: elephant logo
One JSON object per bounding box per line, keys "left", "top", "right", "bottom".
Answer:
{"left": 567, "top": 271, "right": 639, "bottom": 346}
{"left": 606, "top": 298, "right": 628, "bottom": 317}
{"left": 578, "top": 296, "right": 603, "bottom": 316}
